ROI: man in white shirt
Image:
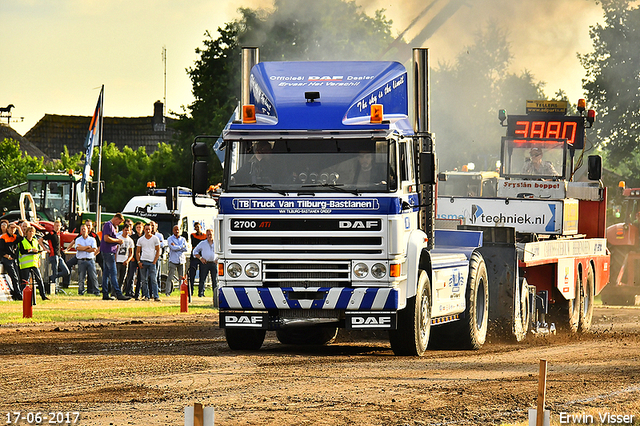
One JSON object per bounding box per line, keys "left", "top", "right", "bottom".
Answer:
{"left": 165, "top": 225, "right": 188, "bottom": 296}
{"left": 136, "top": 223, "right": 161, "bottom": 301}
{"left": 75, "top": 224, "right": 99, "bottom": 296}
{"left": 115, "top": 224, "right": 135, "bottom": 297}
{"left": 192, "top": 229, "right": 218, "bottom": 297}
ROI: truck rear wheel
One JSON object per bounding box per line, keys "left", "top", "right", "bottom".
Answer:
{"left": 276, "top": 326, "right": 338, "bottom": 346}
{"left": 389, "top": 270, "right": 431, "bottom": 356}
{"left": 511, "top": 278, "right": 530, "bottom": 342}
{"left": 550, "top": 275, "right": 581, "bottom": 333}
{"left": 579, "top": 264, "right": 595, "bottom": 333}
{"left": 225, "top": 328, "right": 266, "bottom": 351}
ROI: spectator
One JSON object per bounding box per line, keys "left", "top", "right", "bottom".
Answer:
{"left": 150, "top": 221, "right": 166, "bottom": 292}
{"left": 42, "top": 219, "right": 70, "bottom": 294}
{"left": 18, "top": 226, "right": 48, "bottom": 302}
{"left": 115, "top": 223, "right": 135, "bottom": 296}
{"left": 61, "top": 219, "right": 101, "bottom": 289}
{"left": 0, "top": 219, "right": 8, "bottom": 235}
{"left": 188, "top": 222, "right": 206, "bottom": 300}
{"left": 99, "top": 213, "right": 131, "bottom": 301}
{"left": 165, "top": 224, "right": 188, "bottom": 295}
{"left": 136, "top": 223, "right": 161, "bottom": 301}
{"left": 192, "top": 228, "right": 218, "bottom": 298}
{"left": 126, "top": 221, "right": 144, "bottom": 299}
{"left": 75, "top": 224, "right": 100, "bottom": 296}
{"left": 0, "top": 222, "right": 24, "bottom": 300}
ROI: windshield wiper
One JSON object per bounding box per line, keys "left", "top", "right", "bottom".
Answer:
{"left": 230, "top": 184, "right": 288, "bottom": 196}
{"left": 302, "top": 183, "right": 359, "bottom": 195}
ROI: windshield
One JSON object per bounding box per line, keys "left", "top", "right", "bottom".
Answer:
{"left": 500, "top": 138, "right": 565, "bottom": 180}
{"left": 224, "top": 138, "right": 395, "bottom": 193}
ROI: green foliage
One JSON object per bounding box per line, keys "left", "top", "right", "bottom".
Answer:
{"left": 432, "top": 23, "right": 547, "bottom": 171}
{"left": 0, "top": 138, "right": 46, "bottom": 210}
{"left": 580, "top": 0, "right": 640, "bottom": 185}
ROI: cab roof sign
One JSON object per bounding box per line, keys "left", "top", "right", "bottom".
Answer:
{"left": 526, "top": 100, "right": 568, "bottom": 115}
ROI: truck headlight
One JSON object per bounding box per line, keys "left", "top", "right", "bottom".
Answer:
{"left": 245, "top": 262, "right": 260, "bottom": 278}
{"left": 227, "top": 262, "right": 242, "bottom": 278}
{"left": 371, "top": 263, "right": 386, "bottom": 279}
{"left": 353, "top": 263, "right": 368, "bottom": 278}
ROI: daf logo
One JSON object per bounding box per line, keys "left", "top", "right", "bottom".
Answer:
{"left": 352, "top": 316, "right": 391, "bottom": 326}
{"left": 226, "top": 315, "right": 263, "bottom": 324}
{"left": 339, "top": 220, "right": 379, "bottom": 229}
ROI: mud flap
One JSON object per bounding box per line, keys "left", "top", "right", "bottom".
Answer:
{"left": 346, "top": 311, "right": 397, "bottom": 330}
{"left": 220, "top": 311, "right": 268, "bottom": 329}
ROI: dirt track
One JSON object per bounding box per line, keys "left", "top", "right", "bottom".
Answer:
{"left": 0, "top": 306, "right": 639, "bottom": 426}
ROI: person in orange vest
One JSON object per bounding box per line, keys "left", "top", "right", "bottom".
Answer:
{"left": 0, "top": 222, "right": 24, "bottom": 300}
{"left": 19, "top": 226, "right": 48, "bottom": 301}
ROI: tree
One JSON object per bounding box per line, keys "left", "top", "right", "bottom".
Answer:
{"left": 174, "top": 0, "right": 398, "bottom": 184}
{"left": 580, "top": 0, "right": 640, "bottom": 183}
{"left": 431, "top": 23, "right": 546, "bottom": 171}
{"left": 0, "top": 138, "right": 46, "bottom": 211}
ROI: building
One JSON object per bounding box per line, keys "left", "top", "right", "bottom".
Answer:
{"left": 24, "top": 101, "right": 176, "bottom": 160}
{"left": 0, "top": 122, "right": 51, "bottom": 161}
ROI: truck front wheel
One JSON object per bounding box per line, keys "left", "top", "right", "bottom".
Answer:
{"left": 225, "top": 328, "right": 266, "bottom": 351}
{"left": 389, "top": 270, "right": 431, "bottom": 356}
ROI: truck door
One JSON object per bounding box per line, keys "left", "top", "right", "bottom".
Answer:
{"left": 399, "top": 141, "right": 419, "bottom": 242}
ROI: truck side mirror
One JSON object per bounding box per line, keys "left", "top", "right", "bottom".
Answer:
{"left": 419, "top": 152, "right": 436, "bottom": 185}
{"left": 191, "top": 142, "right": 210, "bottom": 195}
{"left": 587, "top": 155, "right": 602, "bottom": 181}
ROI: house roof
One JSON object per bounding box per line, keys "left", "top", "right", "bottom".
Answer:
{"left": 24, "top": 107, "right": 177, "bottom": 160}
{"left": 0, "top": 123, "right": 51, "bottom": 161}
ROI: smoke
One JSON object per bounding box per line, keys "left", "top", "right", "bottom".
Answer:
{"left": 361, "top": 0, "right": 604, "bottom": 100}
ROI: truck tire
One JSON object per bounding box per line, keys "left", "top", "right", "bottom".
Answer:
{"left": 224, "top": 328, "right": 266, "bottom": 351}
{"left": 579, "top": 264, "right": 595, "bottom": 333}
{"left": 511, "top": 278, "right": 530, "bottom": 342}
{"left": 550, "top": 274, "right": 581, "bottom": 333}
{"left": 389, "top": 270, "right": 431, "bottom": 356}
{"left": 429, "top": 252, "right": 489, "bottom": 349}
{"left": 457, "top": 252, "right": 489, "bottom": 349}
{"left": 276, "top": 326, "right": 338, "bottom": 346}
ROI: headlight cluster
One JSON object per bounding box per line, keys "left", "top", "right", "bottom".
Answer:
{"left": 353, "top": 262, "right": 387, "bottom": 279}
{"left": 227, "top": 262, "right": 260, "bottom": 279}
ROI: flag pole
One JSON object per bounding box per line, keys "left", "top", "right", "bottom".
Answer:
{"left": 95, "top": 85, "right": 104, "bottom": 228}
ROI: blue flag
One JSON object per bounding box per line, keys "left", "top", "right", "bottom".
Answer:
{"left": 81, "top": 86, "right": 103, "bottom": 193}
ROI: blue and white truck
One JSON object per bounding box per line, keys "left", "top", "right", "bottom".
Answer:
{"left": 191, "top": 48, "right": 489, "bottom": 355}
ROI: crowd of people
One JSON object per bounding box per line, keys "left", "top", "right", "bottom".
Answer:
{"left": 0, "top": 215, "right": 218, "bottom": 303}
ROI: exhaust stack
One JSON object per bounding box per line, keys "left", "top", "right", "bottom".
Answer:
{"left": 412, "top": 48, "right": 435, "bottom": 248}
{"left": 241, "top": 47, "right": 259, "bottom": 108}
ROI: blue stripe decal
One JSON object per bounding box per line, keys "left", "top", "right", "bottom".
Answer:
{"left": 220, "top": 287, "right": 399, "bottom": 310}
{"left": 384, "top": 290, "right": 398, "bottom": 310}
{"left": 260, "top": 288, "right": 277, "bottom": 309}
{"left": 361, "top": 288, "right": 378, "bottom": 309}
{"left": 220, "top": 196, "right": 406, "bottom": 215}
{"left": 218, "top": 289, "right": 229, "bottom": 309}
{"left": 235, "top": 288, "right": 252, "bottom": 308}
{"left": 336, "top": 289, "right": 354, "bottom": 309}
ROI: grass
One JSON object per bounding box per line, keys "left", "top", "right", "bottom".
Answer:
{"left": 0, "top": 286, "right": 217, "bottom": 324}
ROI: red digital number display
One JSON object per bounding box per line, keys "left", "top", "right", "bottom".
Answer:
{"left": 507, "top": 115, "right": 585, "bottom": 149}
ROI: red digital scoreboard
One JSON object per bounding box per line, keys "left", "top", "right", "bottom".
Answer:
{"left": 506, "top": 115, "right": 585, "bottom": 149}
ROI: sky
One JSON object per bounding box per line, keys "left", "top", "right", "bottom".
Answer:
{"left": 1, "top": 0, "right": 606, "bottom": 137}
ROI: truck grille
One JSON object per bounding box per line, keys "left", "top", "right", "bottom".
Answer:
{"left": 229, "top": 236, "right": 383, "bottom": 255}
{"left": 263, "top": 261, "right": 350, "bottom": 288}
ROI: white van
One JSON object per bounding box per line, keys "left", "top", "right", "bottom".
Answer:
{"left": 122, "top": 186, "right": 217, "bottom": 237}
